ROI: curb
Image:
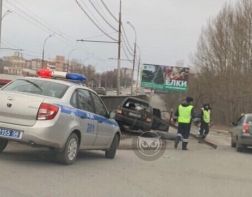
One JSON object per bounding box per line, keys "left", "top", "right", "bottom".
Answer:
{"left": 118, "top": 136, "right": 171, "bottom": 150}
{"left": 190, "top": 133, "right": 218, "bottom": 149}
{"left": 170, "top": 125, "right": 218, "bottom": 149}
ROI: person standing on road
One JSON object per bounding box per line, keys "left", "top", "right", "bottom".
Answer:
{"left": 199, "top": 104, "right": 211, "bottom": 139}
{"left": 174, "top": 97, "right": 194, "bottom": 150}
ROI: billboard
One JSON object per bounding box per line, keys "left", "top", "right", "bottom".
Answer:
{"left": 141, "top": 64, "right": 189, "bottom": 92}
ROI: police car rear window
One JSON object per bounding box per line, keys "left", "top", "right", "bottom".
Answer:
{"left": 2, "top": 79, "right": 69, "bottom": 98}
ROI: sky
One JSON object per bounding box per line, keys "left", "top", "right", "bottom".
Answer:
{"left": 0, "top": 0, "right": 238, "bottom": 73}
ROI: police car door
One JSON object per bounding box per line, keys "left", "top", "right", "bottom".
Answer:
{"left": 74, "top": 89, "right": 97, "bottom": 148}
{"left": 90, "top": 92, "right": 113, "bottom": 148}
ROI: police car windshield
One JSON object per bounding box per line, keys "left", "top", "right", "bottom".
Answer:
{"left": 2, "top": 79, "right": 69, "bottom": 98}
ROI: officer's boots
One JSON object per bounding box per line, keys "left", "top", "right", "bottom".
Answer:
{"left": 182, "top": 142, "right": 188, "bottom": 150}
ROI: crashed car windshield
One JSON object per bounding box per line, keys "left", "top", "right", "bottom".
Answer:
{"left": 123, "top": 98, "right": 151, "bottom": 112}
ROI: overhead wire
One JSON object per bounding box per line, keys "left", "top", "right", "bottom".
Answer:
{"left": 5, "top": 0, "right": 75, "bottom": 46}
{"left": 10, "top": 0, "right": 74, "bottom": 41}
{"left": 99, "top": 0, "right": 119, "bottom": 22}
{"left": 122, "top": 25, "right": 134, "bottom": 52}
{"left": 76, "top": 0, "right": 117, "bottom": 41}
{"left": 88, "top": 0, "right": 118, "bottom": 32}
{"left": 121, "top": 35, "right": 134, "bottom": 56}
{"left": 2, "top": 39, "right": 41, "bottom": 56}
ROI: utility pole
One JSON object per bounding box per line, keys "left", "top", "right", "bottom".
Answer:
{"left": 131, "top": 42, "right": 136, "bottom": 95}
{"left": 136, "top": 56, "right": 141, "bottom": 90}
{"left": 117, "top": 0, "right": 122, "bottom": 96}
{"left": 127, "top": 21, "right": 137, "bottom": 95}
{"left": 0, "top": 0, "right": 3, "bottom": 48}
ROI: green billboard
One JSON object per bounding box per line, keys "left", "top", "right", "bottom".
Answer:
{"left": 141, "top": 64, "right": 189, "bottom": 92}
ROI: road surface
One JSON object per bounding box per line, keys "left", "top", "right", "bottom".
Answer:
{"left": 0, "top": 94, "right": 251, "bottom": 197}
{"left": 0, "top": 131, "right": 252, "bottom": 197}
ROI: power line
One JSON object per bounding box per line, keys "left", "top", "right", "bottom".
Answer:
{"left": 10, "top": 0, "right": 74, "bottom": 42}
{"left": 122, "top": 44, "right": 131, "bottom": 61}
{"left": 121, "top": 35, "right": 134, "bottom": 56}
{"left": 2, "top": 39, "right": 42, "bottom": 56}
{"left": 5, "top": 0, "right": 74, "bottom": 45}
{"left": 76, "top": 0, "right": 117, "bottom": 42}
{"left": 122, "top": 24, "right": 134, "bottom": 52}
{"left": 88, "top": 0, "right": 118, "bottom": 32}
{"left": 100, "top": 0, "right": 119, "bottom": 22}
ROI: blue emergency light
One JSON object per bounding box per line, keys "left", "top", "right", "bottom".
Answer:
{"left": 66, "top": 73, "right": 87, "bottom": 82}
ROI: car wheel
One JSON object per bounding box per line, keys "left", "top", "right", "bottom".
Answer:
{"left": 57, "top": 133, "right": 79, "bottom": 165}
{"left": 231, "top": 137, "right": 236, "bottom": 148}
{"left": 236, "top": 139, "right": 245, "bottom": 152}
{"left": 105, "top": 134, "right": 120, "bottom": 159}
{"left": 0, "top": 138, "right": 8, "bottom": 153}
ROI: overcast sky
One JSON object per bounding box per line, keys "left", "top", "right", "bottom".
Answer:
{"left": 0, "top": 0, "right": 238, "bottom": 73}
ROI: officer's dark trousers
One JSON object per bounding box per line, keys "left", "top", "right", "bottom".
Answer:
{"left": 199, "top": 122, "right": 209, "bottom": 138}
{"left": 177, "top": 123, "right": 191, "bottom": 149}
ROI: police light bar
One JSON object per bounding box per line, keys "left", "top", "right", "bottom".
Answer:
{"left": 37, "top": 68, "right": 52, "bottom": 78}
{"left": 37, "top": 69, "right": 87, "bottom": 83}
{"left": 66, "top": 73, "right": 86, "bottom": 81}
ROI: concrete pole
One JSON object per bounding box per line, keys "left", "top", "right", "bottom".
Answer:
{"left": 117, "top": 0, "right": 122, "bottom": 96}
{"left": 0, "top": 0, "right": 3, "bottom": 48}
{"left": 131, "top": 42, "right": 136, "bottom": 95}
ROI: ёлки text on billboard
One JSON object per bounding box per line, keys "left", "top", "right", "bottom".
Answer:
{"left": 141, "top": 64, "right": 189, "bottom": 92}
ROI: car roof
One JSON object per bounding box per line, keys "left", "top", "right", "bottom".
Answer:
{"left": 14, "top": 77, "right": 96, "bottom": 94}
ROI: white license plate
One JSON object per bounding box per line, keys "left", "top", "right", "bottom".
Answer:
{"left": 129, "top": 112, "right": 141, "bottom": 118}
{"left": 0, "top": 127, "right": 23, "bottom": 140}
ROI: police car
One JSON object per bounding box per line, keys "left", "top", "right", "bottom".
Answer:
{"left": 0, "top": 69, "right": 121, "bottom": 164}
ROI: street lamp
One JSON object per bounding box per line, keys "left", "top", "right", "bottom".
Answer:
{"left": 127, "top": 21, "right": 137, "bottom": 95}
{"left": 1, "top": 10, "right": 12, "bottom": 21}
{"left": 67, "top": 48, "right": 78, "bottom": 72}
{"left": 67, "top": 47, "right": 90, "bottom": 72}
{"left": 0, "top": 47, "right": 23, "bottom": 51}
{"left": 41, "top": 33, "right": 54, "bottom": 68}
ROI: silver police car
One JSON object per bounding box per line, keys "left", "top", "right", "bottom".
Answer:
{"left": 0, "top": 77, "right": 121, "bottom": 164}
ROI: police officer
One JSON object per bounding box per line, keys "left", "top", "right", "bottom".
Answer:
{"left": 199, "top": 104, "right": 211, "bottom": 139}
{"left": 174, "top": 97, "right": 194, "bottom": 150}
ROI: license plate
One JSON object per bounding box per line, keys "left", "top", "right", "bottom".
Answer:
{"left": 0, "top": 128, "right": 23, "bottom": 139}
{"left": 129, "top": 112, "right": 141, "bottom": 118}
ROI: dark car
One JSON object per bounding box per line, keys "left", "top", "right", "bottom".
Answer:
{"left": 94, "top": 87, "right": 106, "bottom": 95}
{"left": 0, "top": 79, "right": 11, "bottom": 88}
{"left": 231, "top": 113, "right": 252, "bottom": 152}
{"left": 115, "top": 97, "right": 153, "bottom": 131}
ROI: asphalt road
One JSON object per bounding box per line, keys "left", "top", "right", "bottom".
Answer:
{"left": 0, "top": 131, "right": 252, "bottom": 197}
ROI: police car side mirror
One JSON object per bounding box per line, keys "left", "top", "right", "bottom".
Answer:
{"left": 109, "top": 111, "right": 116, "bottom": 119}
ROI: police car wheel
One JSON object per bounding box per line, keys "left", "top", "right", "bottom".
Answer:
{"left": 57, "top": 133, "right": 79, "bottom": 165}
{"left": 236, "top": 140, "right": 244, "bottom": 152}
{"left": 105, "top": 134, "right": 119, "bottom": 159}
{"left": 231, "top": 139, "right": 236, "bottom": 148}
{"left": 0, "top": 138, "right": 8, "bottom": 153}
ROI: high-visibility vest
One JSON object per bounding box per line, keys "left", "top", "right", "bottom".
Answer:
{"left": 203, "top": 109, "right": 210, "bottom": 123}
{"left": 178, "top": 105, "right": 193, "bottom": 123}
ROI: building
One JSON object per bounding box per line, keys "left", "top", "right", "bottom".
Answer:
{"left": 55, "top": 55, "right": 67, "bottom": 72}
{"left": 3, "top": 52, "right": 26, "bottom": 75}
